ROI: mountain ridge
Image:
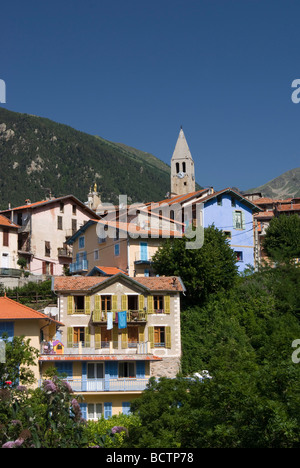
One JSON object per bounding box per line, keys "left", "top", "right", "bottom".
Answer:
{"left": 244, "top": 167, "right": 300, "bottom": 199}
{"left": 0, "top": 107, "right": 172, "bottom": 210}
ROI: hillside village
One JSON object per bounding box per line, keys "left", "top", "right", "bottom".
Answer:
{"left": 0, "top": 127, "right": 299, "bottom": 424}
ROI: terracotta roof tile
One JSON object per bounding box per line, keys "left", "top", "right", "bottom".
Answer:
{"left": 53, "top": 274, "right": 185, "bottom": 292}
{"left": 0, "top": 215, "right": 19, "bottom": 229}
{"left": 0, "top": 295, "right": 63, "bottom": 324}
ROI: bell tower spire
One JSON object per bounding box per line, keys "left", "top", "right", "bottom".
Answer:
{"left": 170, "top": 127, "right": 195, "bottom": 197}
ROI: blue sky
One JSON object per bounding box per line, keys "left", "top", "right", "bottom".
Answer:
{"left": 1, "top": 0, "right": 300, "bottom": 192}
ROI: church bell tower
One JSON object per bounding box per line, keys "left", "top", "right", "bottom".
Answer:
{"left": 170, "top": 127, "right": 195, "bottom": 197}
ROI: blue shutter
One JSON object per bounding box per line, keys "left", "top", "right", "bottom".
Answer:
{"left": 82, "top": 362, "right": 87, "bottom": 391}
{"left": 140, "top": 242, "right": 148, "bottom": 261}
{"left": 105, "top": 361, "right": 118, "bottom": 379}
{"left": 104, "top": 361, "right": 118, "bottom": 391}
{"left": 136, "top": 361, "right": 145, "bottom": 379}
{"left": 55, "top": 362, "right": 73, "bottom": 377}
{"left": 79, "top": 403, "right": 87, "bottom": 420}
{"left": 122, "top": 402, "right": 131, "bottom": 415}
{"left": 104, "top": 402, "right": 112, "bottom": 419}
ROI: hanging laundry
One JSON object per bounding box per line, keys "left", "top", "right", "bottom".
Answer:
{"left": 107, "top": 311, "right": 113, "bottom": 330}
{"left": 118, "top": 310, "right": 127, "bottom": 329}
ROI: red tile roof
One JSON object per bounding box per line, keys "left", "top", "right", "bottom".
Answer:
{"left": 53, "top": 274, "right": 185, "bottom": 292}
{"left": 94, "top": 266, "right": 127, "bottom": 275}
{"left": 0, "top": 215, "right": 19, "bottom": 229}
{"left": 0, "top": 295, "right": 63, "bottom": 324}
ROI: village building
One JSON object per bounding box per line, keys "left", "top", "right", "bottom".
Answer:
{"left": 0, "top": 294, "right": 63, "bottom": 385}
{"left": 0, "top": 215, "right": 20, "bottom": 275}
{"left": 0, "top": 195, "right": 100, "bottom": 277}
{"left": 66, "top": 210, "right": 183, "bottom": 277}
{"left": 36, "top": 273, "right": 185, "bottom": 419}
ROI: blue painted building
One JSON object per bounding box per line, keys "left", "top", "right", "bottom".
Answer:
{"left": 185, "top": 188, "right": 262, "bottom": 272}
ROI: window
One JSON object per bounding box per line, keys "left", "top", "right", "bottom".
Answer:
{"left": 73, "top": 327, "right": 85, "bottom": 345}
{"left": 57, "top": 216, "right": 63, "bottom": 230}
{"left": 128, "top": 327, "right": 139, "bottom": 348}
{"left": 87, "top": 363, "right": 104, "bottom": 379}
{"left": 72, "top": 219, "right": 77, "bottom": 234}
{"left": 119, "top": 362, "right": 136, "bottom": 378}
{"left": 182, "top": 162, "right": 186, "bottom": 173}
{"left": 0, "top": 322, "right": 14, "bottom": 342}
{"left": 154, "top": 295, "right": 164, "bottom": 313}
{"left": 100, "top": 328, "right": 112, "bottom": 348}
{"left": 74, "top": 295, "right": 85, "bottom": 313}
{"left": 45, "top": 241, "right": 51, "bottom": 257}
{"left": 224, "top": 231, "right": 232, "bottom": 239}
{"left": 234, "top": 211, "right": 243, "bottom": 229}
{"left": 101, "top": 295, "right": 112, "bottom": 312}
{"left": 72, "top": 205, "right": 77, "bottom": 216}
{"left": 154, "top": 327, "right": 166, "bottom": 347}
{"left": 217, "top": 195, "right": 222, "bottom": 206}
{"left": 60, "top": 202, "right": 64, "bottom": 213}
{"left": 87, "top": 403, "right": 103, "bottom": 421}
{"left": 94, "top": 249, "right": 99, "bottom": 260}
{"left": 236, "top": 251, "right": 243, "bottom": 262}
{"left": 176, "top": 162, "right": 180, "bottom": 174}
{"left": 122, "top": 402, "right": 131, "bottom": 416}
{"left": 231, "top": 197, "right": 236, "bottom": 207}
{"left": 3, "top": 228, "right": 9, "bottom": 247}
{"left": 114, "top": 243, "right": 120, "bottom": 256}
{"left": 79, "top": 236, "right": 85, "bottom": 249}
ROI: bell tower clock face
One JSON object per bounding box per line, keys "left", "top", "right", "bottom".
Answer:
{"left": 177, "top": 171, "right": 185, "bottom": 179}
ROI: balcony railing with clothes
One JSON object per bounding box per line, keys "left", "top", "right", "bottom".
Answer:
{"left": 39, "top": 377, "right": 149, "bottom": 393}
{"left": 92, "top": 309, "right": 147, "bottom": 323}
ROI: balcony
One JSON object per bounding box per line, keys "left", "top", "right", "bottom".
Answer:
{"left": 58, "top": 247, "right": 72, "bottom": 258}
{"left": 93, "top": 309, "right": 147, "bottom": 323}
{"left": 134, "top": 252, "right": 154, "bottom": 265}
{"left": 39, "top": 377, "right": 149, "bottom": 393}
{"left": 0, "top": 268, "right": 23, "bottom": 278}
{"left": 69, "top": 259, "right": 88, "bottom": 274}
{"left": 40, "top": 340, "right": 151, "bottom": 356}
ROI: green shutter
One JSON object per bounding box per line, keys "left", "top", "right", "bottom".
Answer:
{"left": 95, "top": 326, "right": 101, "bottom": 349}
{"left": 85, "top": 296, "right": 91, "bottom": 315}
{"left": 113, "top": 326, "right": 119, "bottom": 349}
{"left": 232, "top": 211, "right": 237, "bottom": 229}
{"left": 121, "top": 295, "right": 128, "bottom": 310}
{"left": 138, "top": 295, "right": 144, "bottom": 311}
{"left": 121, "top": 329, "right": 128, "bottom": 349}
{"left": 164, "top": 295, "right": 170, "bottom": 314}
{"left": 242, "top": 211, "right": 246, "bottom": 230}
{"left": 67, "top": 327, "right": 73, "bottom": 347}
{"left": 67, "top": 296, "right": 74, "bottom": 315}
{"left": 85, "top": 327, "right": 91, "bottom": 347}
{"left": 165, "top": 326, "right": 171, "bottom": 349}
{"left": 148, "top": 296, "right": 154, "bottom": 314}
{"left": 138, "top": 326, "right": 145, "bottom": 343}
{"left": 112, "top": 295, "right": 118, "bottom": 312}
{"left": 94, "top": 295, "right": 101, "bottom": 322}
{"left": 148, "top": 327, "right": 154, "bottom": 348}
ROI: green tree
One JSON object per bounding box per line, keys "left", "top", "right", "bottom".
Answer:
{"left": 0, "top": 335, "right": 39, "bottom": 388}
{"left": 152, "top": 225, "right": 238, "bottom": 306}
{"left": 263, "top": 214, "right": 300, "bottom": 262}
